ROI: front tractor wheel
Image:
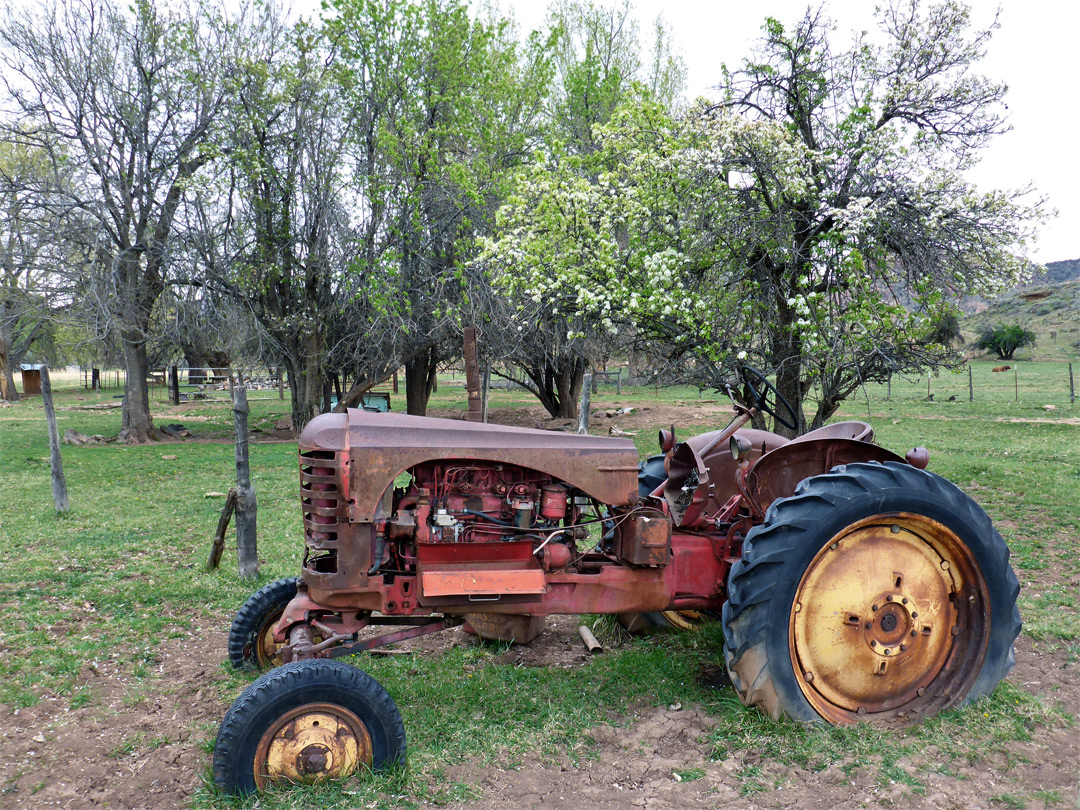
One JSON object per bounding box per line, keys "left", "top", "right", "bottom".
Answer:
{"left": 228, "top": 578, "right": 298, "bottom": 671}
{"left": 723, "top": 462, "right": 1020, "bottom": 726}
{"left": 213, "top": 660, "right": 407, "bottom": 795}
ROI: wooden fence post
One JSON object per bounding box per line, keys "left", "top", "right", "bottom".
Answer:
{"left": 207, "top": 488, "right": 238, "bottom": 570}
{"left": 168, "top": 365, "right": 180, "bottom": 405}
{"left": 968, "top": 365, "right": 973, "bottom": 402}
{"left": 1070, "top": 363, "right": 1075, "bottom": 404}
{"left": 463, "top": 325, "right": 482, "bottom": 422}
{"left": 232, "top": 386, "right": 259, "bottom": 581}
{"left": 40, "top": 365, "right": 69, "bottom": 513}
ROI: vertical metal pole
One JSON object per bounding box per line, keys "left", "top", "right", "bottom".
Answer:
{"left": 481, "top": 361, "right": 491, "bottom": 423}
{"left": 578, "top": 373, "right": 592, "bottom": 435}
{"left": 1070, "top": 363, "right": 1075, "bottom": 404}
{"left": 886, "top": 374, "right": 891, "bottom": 401}
{"left": 40, "top": 365, "right": 69, "bottom": 512}
{"left": 616, "top": 368, "right": 622, "bottom": 396}
{"left": 968, "top": 364, "right": 973, "bottom": 402}
{"left": 1014, "top": 366, "right": 1018, "bottom": 402}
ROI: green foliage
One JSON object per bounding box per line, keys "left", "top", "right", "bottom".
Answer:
{"left": 482, "top": 1, "right": 1044, "bottom": 434}
{"left": 975, "top": 324, "right": 1038, "bottom": 360}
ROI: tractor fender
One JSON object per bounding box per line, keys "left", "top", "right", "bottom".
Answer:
{"left": 747, "top": 437, "right": 905, "bottom": 513}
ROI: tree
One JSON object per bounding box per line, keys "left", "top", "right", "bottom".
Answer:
{"left": 485, "top": 0, "right": 1042, "bottom": 435}
{"left": 0, "top": 140, "right": 61, "bottom": 400}
{"left": 975, "top": 324, "right": 1036, "bottom": 360}
{"left": 329, "top": 0, "right": 553, "bottom": 416}
{"left": 0, "top": 0, "right": 235, "bottom": 440}
{"left": 482, "top": 0, "right": 684, "bottom": 419}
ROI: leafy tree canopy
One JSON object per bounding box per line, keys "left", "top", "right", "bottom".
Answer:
{"left": 974, "top": 324, "right": 1036, "bottom": 360}
{"left": 481, "top": 0, "right": 1043, "bottom": 434}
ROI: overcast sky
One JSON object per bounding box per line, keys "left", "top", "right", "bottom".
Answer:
{"left": 296, "top": 0, "right": 1076, "bottom": 264}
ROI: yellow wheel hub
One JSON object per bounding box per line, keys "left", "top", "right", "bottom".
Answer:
{"left": 659, "top": 610, "right": 710, "bottom": 632}
{"left": 254, "top": 703, "right": 373, "bottom": 788}
{"left": 254, "top": 615, "right": 287, "bottom": 669}
{"left": 790, "top": 514, "right": 989, "bottom": 722}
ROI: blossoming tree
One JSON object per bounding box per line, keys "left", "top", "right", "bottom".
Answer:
{"left": 482, "top": 0, "right": 1042, "bottom": 435}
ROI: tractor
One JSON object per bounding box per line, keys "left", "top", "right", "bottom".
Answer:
{"left": 213, "top": 367, "right": 1020, "bottom": 794}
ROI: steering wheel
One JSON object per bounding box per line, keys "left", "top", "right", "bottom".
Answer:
{"left": 740, "top": 366, "right": 798, "bottom": 431}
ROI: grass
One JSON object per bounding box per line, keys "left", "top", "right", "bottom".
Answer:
{"left": 1, "top": 364, "right": 1077, "bottom": 807}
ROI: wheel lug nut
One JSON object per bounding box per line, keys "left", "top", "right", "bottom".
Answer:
{"left": 870, "top": 640, "right": 877, "bottom": 647}
{"left": 886, "top": 595, "right": 893, "bottom": 602}
{"left": 911, "top": 612, "right": 918, "bottom": 618}
{"left": 901, "top": 598, "right": 908, "bottom": 604}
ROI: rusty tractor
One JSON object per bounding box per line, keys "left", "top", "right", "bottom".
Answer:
{"left": 213, "top": 367, "right": 1020, "bottom": 794}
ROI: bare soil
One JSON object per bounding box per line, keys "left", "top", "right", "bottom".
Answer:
{"left": 1, "top": 615, "right": 1075, "bottom": 810}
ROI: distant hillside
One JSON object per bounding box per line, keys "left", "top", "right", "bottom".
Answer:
{"left": 960, "top": 277, "right": 1080, "bottom": 360}
{"left": 1028, "top": 258, "right": 1080, "bottom": 286}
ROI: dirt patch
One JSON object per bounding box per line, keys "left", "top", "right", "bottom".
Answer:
{"left": 446, "top": 634, "right": 1078, "bottom": 810}
{"left": 0, "top": 619, "right": 232, "bottom": 810}
{"left": 3, "top": 614, "right": 1075, "bottom": 810}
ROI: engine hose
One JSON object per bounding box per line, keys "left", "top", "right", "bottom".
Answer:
{"left": 461, "top": 509, "right": 515, "bottom": 527}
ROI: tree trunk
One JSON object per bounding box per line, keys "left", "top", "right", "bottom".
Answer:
{"left": 405, "top": 348, "right": 438, "bottom": 416}
{"left": 520, "top": 354, "right": 586, "bottom": 419}
{"left": 0, "top": 312, "right": 20, "bottom": 402}
{"left": 284, "top": 334, "right": 325, "bottom": 434}
{"left": 0, "top": 351, "right": 16, "bottom": 401}
{"left": 118, "top": 334, "right": 159, "bottom": 443}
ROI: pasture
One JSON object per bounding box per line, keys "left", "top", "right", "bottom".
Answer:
{"left": 0, "top": 362, "right": 1076, "bottom": 810}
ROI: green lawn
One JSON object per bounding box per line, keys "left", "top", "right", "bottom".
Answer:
{"left": 0, "top": 363, "right": 1076, "bottom": 808}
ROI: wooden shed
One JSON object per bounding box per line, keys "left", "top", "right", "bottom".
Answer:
{"left": 20, "top": 364, "right": 42, "bottom": 396}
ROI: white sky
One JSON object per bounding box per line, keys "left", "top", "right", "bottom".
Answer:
{"left": 300, "top": 0, "right": 1077, "bottom": 264}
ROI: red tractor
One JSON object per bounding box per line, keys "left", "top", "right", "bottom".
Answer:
{"left": 213, "top": 368, "right": 1020, "bottom": 794}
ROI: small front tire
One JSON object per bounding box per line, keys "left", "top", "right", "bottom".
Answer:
{"left": 213, "top": 659, "right": 407, "bottom": 795}
{"left": 228, "top": 577, "right": 299, "bottom": 671}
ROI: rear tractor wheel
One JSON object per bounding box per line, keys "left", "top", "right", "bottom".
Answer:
{"left": 723, "top": 461, "right": 1020, "bottom": 726}
{"left": 213, "top": 659, "right": 406, "bottom": 795}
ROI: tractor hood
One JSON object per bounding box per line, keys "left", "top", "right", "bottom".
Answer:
{"left": 299, "top": 410, "right": 640, "bottom": 523}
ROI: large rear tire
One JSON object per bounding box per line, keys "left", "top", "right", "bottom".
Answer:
{"left": 213, "top": 659, "right": 406, "bottom": 795}
{"left": 723, "top": 461, "right": 1020, "bottom": 726}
